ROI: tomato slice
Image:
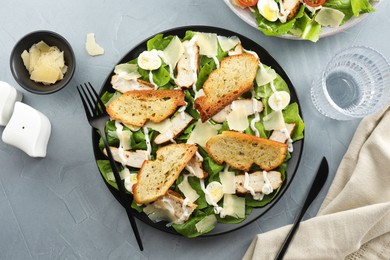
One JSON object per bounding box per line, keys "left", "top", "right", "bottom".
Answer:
{"left": 303, "top": 0, "right": 326, "bottom": 7}
{"left": 237, "top": 0, "right": 258, "bottom": 7}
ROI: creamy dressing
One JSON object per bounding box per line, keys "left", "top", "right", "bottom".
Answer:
{"left": 115, "top": 120, "right": 129, "bottom": 166}
{"left": 211, "top": 55, "right": 220, "bottom": 69}
{"left": 177, "top": 101, "right": 188, "bottom": 119}
{"left": 243, "top": 172, "right": 264, "bottom": 200}
{"left": 182, "top": 36, "right": 199, "bottom": 95}
{"left": 123, "top": 170, "right": 136, "bottom": 193}
{"left": 282, "top": 128, "right": 294, "bottom": 152}
{"left": 277, "top": 0, "right": 290, "bottom": 23}
{"left": 200, "top": 179, "right": 225, "bottom": 218}
{"left": 142, "top": 126, "right": 152, "bottom": 159}
{"left": 250, "top": 89, "right": 261, "bottom": 137}
{"left": 195, "top": 151, "right": 204, "bottom": 162}
{"left": 270, "top": 80, "right": 277, "bottom": 92}
{"left": 148, "top": 70, "right": 158, "bottom": 89}
{"left": 301, "top": 1, "right": 322, "bottom": 14}
{"left": 262, "top": 171, "right": 274, "bottom": 195}
{"left": 185, "top": 164, "right": 196, "bottom": 176}
{"left": 161, "top": 197, "right": 176, "bottom": 227}
{"left": 243, "top": 48, "right": 259, "bottom": 60}
{"left": 178, "top": 197, "right": 192, "bottom": 223}
{"left": 223, "top": 164, "right": 229, "bottom": 173}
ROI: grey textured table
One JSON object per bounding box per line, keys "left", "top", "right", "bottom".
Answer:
{"left": 0, "top": 1, "right": 389, "bottom": 259}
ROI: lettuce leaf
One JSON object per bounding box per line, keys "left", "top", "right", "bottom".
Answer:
{"left": 97, "top": 160, "right": 119, "bottom": 189}
{"left": 351, "top": 0, "right": 375, "bottom": 16}
{"left": 297, "top": 13, "right": 322, "bottom": 42}
{"left": 324, "top": 0, "right": 375, "bottom": 23}
{"left": 147, "top": 34, "right": 174, "bottom": 51}
{"left": 253, "top": 6, "right": 305, "bottom": 36}
{"left": 283, "top": 102, "right": 305, "bottom": 141}
{"left": 172, "top": 214, "right": 213, "bottom": 238}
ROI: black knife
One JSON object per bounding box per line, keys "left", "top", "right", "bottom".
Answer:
{"left": 275, "top": 157, "right": 329, "bottom": 260}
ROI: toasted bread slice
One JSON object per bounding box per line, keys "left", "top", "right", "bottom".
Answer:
{"left": 206, "top": 131, "right": 287, "bottom": 171}
{"left": 106, "top": 90, "right": 185, "bottom": 127}
{"left": 133, "top": 143, "right": 197, "bottom": 204}
{"left": 194, "top": 54, "right": 258, "bottom": 122}
{"left": 235, "top": 171, "right": 283, "bottom": 194}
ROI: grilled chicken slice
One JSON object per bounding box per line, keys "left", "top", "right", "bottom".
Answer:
{"left": 175, "top": 41, "right": 200, "bottom": 88}
{"left": 283, "top": 0, "right": 301, "bottom": 20}
{"left": 111, "top": 75, "right": 154, "bottom": 93}
{"left": 235, "top": 171, "right": 282, "bottom": 194}
{"left": 143, "top": 190, "right": 197, "bottom": 224}
{"left": 186, "top": 155, "right": 207, "bottom": 179}
{"left": 154, "top": 112, "right": 193, "bottom": 144}
{"left": 269, "top": 123, "right": 296, "bottom": 143}
{"left": 211, "top": 99, "right": 263, "bottom": 123}
{"left": 103, "top": 147, "right": 148, "bottom": 168}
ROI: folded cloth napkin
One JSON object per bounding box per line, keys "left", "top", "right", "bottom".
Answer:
{"left": 243, "top": 104, "right": 390, "bottom": 260}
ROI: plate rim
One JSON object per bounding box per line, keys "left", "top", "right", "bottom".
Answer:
{"left": 92, "top": 25, "right": 304, "bottom": 237}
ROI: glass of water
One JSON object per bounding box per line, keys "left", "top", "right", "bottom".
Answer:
{"left": 311, "top": 46, "right": 390, "bottom": 120}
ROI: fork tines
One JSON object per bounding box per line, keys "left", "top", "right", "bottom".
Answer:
{"left": 77, "top": 82, "right": 106, "bottom": 117}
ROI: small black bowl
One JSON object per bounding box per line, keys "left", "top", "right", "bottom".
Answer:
{"left": 10, "top": 30, "right": 76, "bottom": 94}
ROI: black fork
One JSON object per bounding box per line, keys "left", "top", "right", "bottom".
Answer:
{"left": 77, "top": 82, "right": 144, "bottom": 251}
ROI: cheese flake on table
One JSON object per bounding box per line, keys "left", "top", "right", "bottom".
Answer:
{"left": 85, "top": 33, "right": 105, "bottom": 56}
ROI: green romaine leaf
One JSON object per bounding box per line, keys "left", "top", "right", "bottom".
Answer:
{"left": 187, "top": 177, "right": 208, "bottom": 210}
{"left": 97, "top": 160, "right": 118, "bottom": 189}
{"left": 283, "top": 102, "right": 305, "bottom": 141}
{"left": 351, "top": 0, "right": 375, "bottom": 16}
{"left": 254, "top": 10, "right": 295, "bottom": 36}
{"left": 147, "top": 34, "right": 174, "bottom": 51}
{"left": 172, "top": 214, "right": 213, "bottom": 238}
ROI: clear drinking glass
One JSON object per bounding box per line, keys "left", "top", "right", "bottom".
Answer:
{"left": 311, "top": 46, "right": 390, "bottom": 120}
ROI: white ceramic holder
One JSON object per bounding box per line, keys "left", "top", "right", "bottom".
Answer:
{"left": 0, "top": 81, "right": 23, "bottom": 126}
{"left": 2, "top": 102, "right": 51, "bottom": 157}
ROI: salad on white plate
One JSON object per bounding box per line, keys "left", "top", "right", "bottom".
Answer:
{"left": 226, "top": 0, "right": 378, "bottom": 42}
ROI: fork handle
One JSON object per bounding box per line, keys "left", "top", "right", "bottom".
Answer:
{"left": 100, "top": 129, "right": 144, "bottom": 251}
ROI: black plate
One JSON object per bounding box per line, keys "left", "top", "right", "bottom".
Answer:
{"left": 92, "top": 25, "right": 304, "bottom": 237}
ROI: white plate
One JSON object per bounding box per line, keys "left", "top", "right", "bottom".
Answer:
{"left": 224, "top": 0, "right": 380, "bottom": 40}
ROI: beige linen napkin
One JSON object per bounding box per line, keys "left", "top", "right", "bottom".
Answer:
{"left": 243, "top": 104, "right": 390, "bottom": 260}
